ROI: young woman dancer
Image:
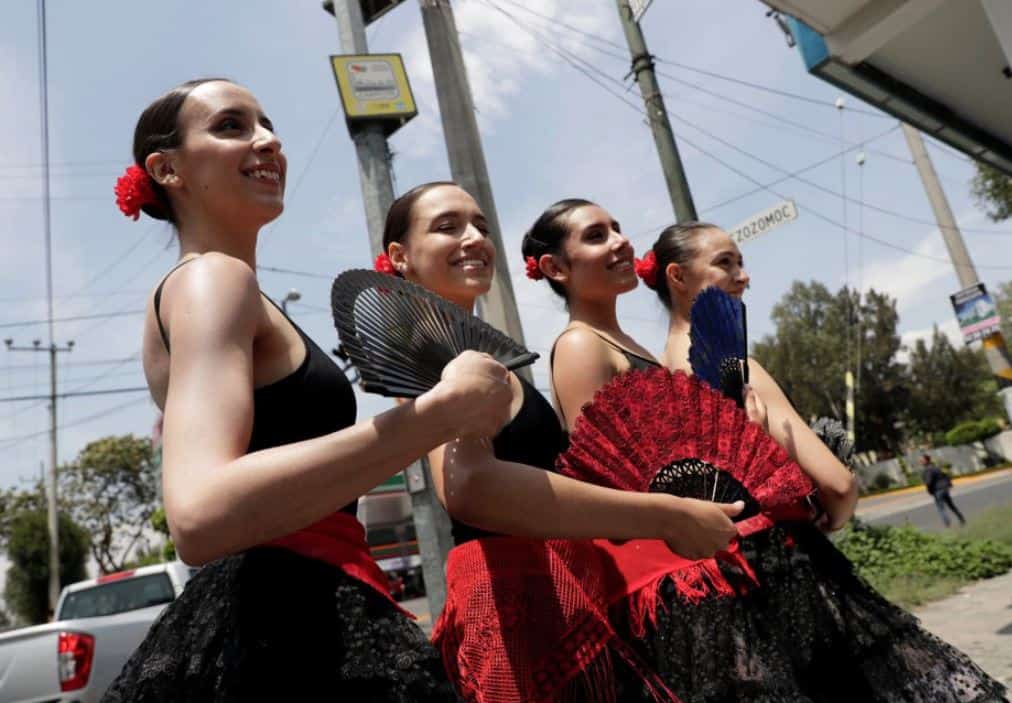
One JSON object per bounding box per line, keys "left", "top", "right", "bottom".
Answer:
{"left": 100, "top": 79, "right": 515, "bottom": 702}
{"left": 379, "top": 183, "right": 739, "bottom": 703}
{"left": 631, "top": 220, "right": 1006, "bottom": 702}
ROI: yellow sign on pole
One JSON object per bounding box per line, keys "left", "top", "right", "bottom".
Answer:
{"left": 330, "top": 53, "right": 417, "bottom": 132}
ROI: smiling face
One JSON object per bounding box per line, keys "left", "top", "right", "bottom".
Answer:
{"left": 670, "top": 227, "right": 749, "bottom": 303}
{"left": 391, "top": 184, "right": 495, "bottom": 307}
{"left": 154, "top": 81, "right": 286, "bottom": 231}
{"left": 553, "top": 205, "right": 638, "bottom": 303}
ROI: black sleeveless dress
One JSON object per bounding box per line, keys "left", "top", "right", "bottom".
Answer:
{"left": 449, "top": 374, "right": 566, "bottom": 545}
{"left": 102, "top": 260, "right": 459, "bottom": 703}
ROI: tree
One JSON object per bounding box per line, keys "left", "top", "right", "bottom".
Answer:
{"left": 904, "top": 326, "right": 1002, "bottom": 437}
{"left": 59, "top": 435, "right": 160, "bottom": 574}
{"left": 752, "top": 281, "right": 907, "bottom": 453}
{"left": 971, "top": 163, "right": 1012, "bottom": 222}
{"left": 3, "top": 510, "right": 88, "bottom": 624}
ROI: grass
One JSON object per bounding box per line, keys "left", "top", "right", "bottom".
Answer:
{"left": 854, "top": 502, "right": 1012, "bottom": 609}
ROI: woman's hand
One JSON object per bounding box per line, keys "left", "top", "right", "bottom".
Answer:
{"left": 653, "top": 494, "right": 743, "bottom": 559}
{"left": 419, "top": 351, "right": 512, "bottom": 439}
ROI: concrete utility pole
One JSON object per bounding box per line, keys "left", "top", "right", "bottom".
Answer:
{"left": 325, "top": 0, "right": 397, "bottom": 252}
{"left": 901, "top": 124, "right": 1012, "bottom": 420}
{"left": 615, "top": 0, "right": 698, "bottom": 222}
{"left": 418, "top": 0, "right": 530, "bottom": 363}
{"left": 5, "top": 338, "right": 73, "bottom": 614}
{"left": 325, "top": 0, "right": 455, "bottom": 619}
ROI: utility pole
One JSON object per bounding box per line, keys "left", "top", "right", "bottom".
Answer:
{"left": 323, "top": 0, "right": 397, "bottom": 251}
{"left": 901, "top": 124, "right": 1012, "bottom": 420}
{"left": 324, "top": 0, "right": 455, "bottom": 618}
{"left": 615, "top": 0, "right": 698, "bottom": 222}
{"left": 418, "top": 0, "right": 530, "bottom": 365}
{"left": 5, "top": 338, "right": 74, "bottom": 614}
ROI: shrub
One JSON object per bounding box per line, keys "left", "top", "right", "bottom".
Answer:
{"left": 944, "top": 417, "right": 1002, "bottom": 446}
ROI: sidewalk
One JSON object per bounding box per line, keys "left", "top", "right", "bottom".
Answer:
{"left": 913, "top": 570, "right": 1012, "bottom": 687}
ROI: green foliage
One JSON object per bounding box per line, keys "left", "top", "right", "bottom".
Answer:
{"left": 944, "top": 417, "right": 1003, "bottom": 446}
{"left": 869, "top": 473, "right": 895, "bottom": 491}
{"left": 971, "top": 162, "right": 1012, "bottom": 222}
{"left": 149, "top": 507, "right": 176, "bottom": 561}
{"left": 905, "top": 326, "right": 1002, "bottom": 436}
{"left": 837, "top": 521, "right": 1012, "bottom": 586}
{"left": 60, "top": 435, "right": 160, "bottom": 574}
{"left": 751, "top": 282, "right": 906, "bottom": 452}
{"left": 3, "top": 510, "right": 89, "bottom": 624}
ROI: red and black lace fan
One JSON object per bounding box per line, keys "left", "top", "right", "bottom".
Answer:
{"left": 557, "top": 368, "right": 815, "bottom": 533}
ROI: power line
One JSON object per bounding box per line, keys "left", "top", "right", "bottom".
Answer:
{"left": 0, "top": 310, "right": 144, "bottom": 330}
{"left": 0, "top": 356, "right": 140, "bottom": 371}
{"left": 489, "top": 0, "right": 890, "bottom": 117}
{"left": 487, "top": 14, "right": 1012, "bottom": 270}
{"left": 259, "top": 106, "right": 342, "bottom": 257}
{"left": 0, "top": 385, "right": 148, "bottom": 403}
{"left": 0, "top": 395, "right": 151, "bottom": 451}
{"left": 486, "top": 2, "right": 1012, "bottom": 237}
{"left": 257, "top": 265, "right": 333, "bottom": 280}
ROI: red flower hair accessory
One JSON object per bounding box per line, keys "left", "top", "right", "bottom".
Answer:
{"left": 524, "top": 255, "right": 544, "bottom": 281}
{"left": 634, "top": 250, "right": 658, "bottom": 289}
{"left": 114, "top": 165, "right": 158, "bottom": 221}
{"left": 374, "top": 252, "right": 397, "bottom": 276}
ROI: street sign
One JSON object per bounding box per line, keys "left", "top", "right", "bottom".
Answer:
{"left": 330, "top": 53, "right": 417, "bottom": 134}
{"left": 629, "top": 0, "right": 653, "bottom": 22}
{"left": 322, "top": 0, "right": 406, "bottom": 26}
{"left": 728, "top": 200, "right": 799, "bottom": 246}
{"left": 950, "top": 283, "right": 1002, "bottom": 344}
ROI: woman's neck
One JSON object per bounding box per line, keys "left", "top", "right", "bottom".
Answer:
{"left": 662, "top": 307, "right": 691, "bottom": 369}
{"left": 567, "top": 296, "right": 621, "bottom": 335}
{"left": 178, "top": 221, "right": 258, "bottom": 271}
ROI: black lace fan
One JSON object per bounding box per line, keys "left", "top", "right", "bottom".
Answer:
{"left": 331, "top": 269, "right": 539, "bottom": 398}
{"left": 649, "top": 458, "right": 760, "bottom": 522}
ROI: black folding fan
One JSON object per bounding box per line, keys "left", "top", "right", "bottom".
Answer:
{"left": 331, "top": 269, "right": 539, "bottom": 398}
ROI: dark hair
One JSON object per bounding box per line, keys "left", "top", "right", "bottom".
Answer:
{"left": 382, "top": 181, "right": 459, "bottom": 250}
{"left": 647, "top": 220, "right": 721, "bottom": 309}
{"left": 131, "top": 77, "right": 232, "bottom": 224}
{"left": 520, "top": 198, "right": 595, "bottom": 300}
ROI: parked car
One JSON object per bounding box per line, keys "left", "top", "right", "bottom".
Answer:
{"left": 0, "top": 561, "right": 195, "bottom": 703}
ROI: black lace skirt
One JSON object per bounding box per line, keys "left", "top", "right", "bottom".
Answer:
{"left": 615, "top": 524, "right": 1008, "bottom": 703}
{"left": 101, "top": 547, "right": 460, "bottom": 703}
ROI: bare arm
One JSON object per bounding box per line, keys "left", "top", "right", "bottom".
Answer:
{"left": 159, "top": 255, "right": 509, "bottom": 565}
{"left": 747, "top": 359, "right": 858, "bottom": 529}
{"left": 418, "top": 330, "right": 742, "bottom": 557}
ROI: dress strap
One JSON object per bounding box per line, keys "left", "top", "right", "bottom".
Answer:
{"left": 153, "top": 257, "right": 201, "bottom": 353}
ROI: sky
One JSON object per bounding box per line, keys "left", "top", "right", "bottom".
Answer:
{"left": 2, "top": 1, "right": 1011, "bottom": 577}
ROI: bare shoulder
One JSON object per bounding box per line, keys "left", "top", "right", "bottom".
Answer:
{"left": 553, "top": 326, "right": 614, "bottom": 365}
{"left": 158, "top": 254, "right": 261, "bottom": 331}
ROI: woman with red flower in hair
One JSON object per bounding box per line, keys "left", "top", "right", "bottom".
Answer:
{"left": 100, "top": 79, "right": 518, "bottom": 703}
{"left": 626, "top": 221, "right": 1007, "bottom": 702}
{"left": 372, "top": 183, "right": 744, "bottom": 703}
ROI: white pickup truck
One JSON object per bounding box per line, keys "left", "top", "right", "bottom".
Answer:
{"left": 0, "top": 561, "right": 195, "bottom": 703}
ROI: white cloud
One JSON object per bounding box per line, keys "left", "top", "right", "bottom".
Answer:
{"left": 391, "top": 0, "right": 613, "bottom": 160}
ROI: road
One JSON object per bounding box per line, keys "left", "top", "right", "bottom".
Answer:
{"left": 855, "top": 468, "right": 1012, "bottom": 532}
